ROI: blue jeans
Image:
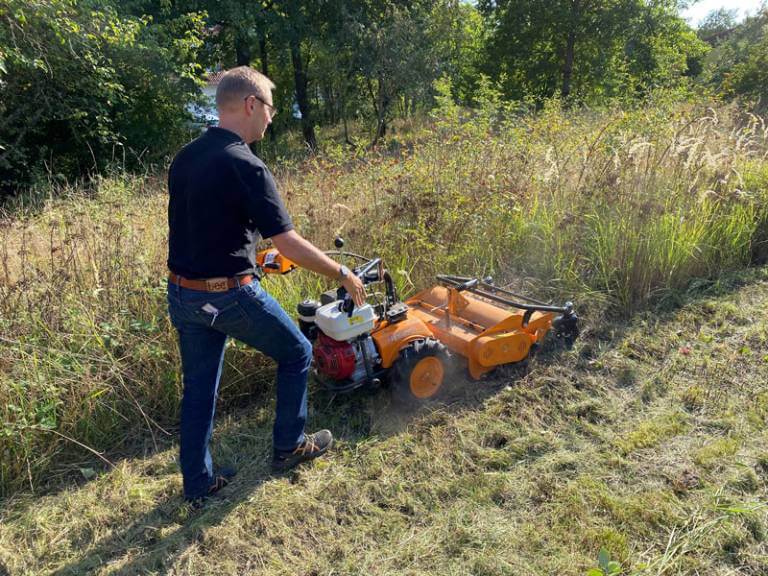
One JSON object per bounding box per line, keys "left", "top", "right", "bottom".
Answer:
{"left": 167, "top": 279, "right": 312, "bottom": 499}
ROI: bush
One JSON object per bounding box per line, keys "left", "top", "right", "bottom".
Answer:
{"left": 0, "top": 0, "right": 205, "bottom": 195}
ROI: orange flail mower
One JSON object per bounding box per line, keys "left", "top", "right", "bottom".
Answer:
{"left": 257, "top": 240, "right": 578, "bottom": 402}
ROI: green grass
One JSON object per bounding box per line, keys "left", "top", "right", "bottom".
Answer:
{"left": 1, "top": 267, "right": 767, "bottom": 575}
{"left": 1, "top": 100, "right": 768, "bottom": 573}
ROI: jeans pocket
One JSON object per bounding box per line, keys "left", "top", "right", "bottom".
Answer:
{"left": 192, "top": 299, "right": 251, "bottom": 331}
{"left": 241, "top": 279, "right": 266, "bottom": 301}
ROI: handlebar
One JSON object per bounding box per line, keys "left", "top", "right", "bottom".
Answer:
{"left": 456, "top": 278, "right": 479, "bottom": 292}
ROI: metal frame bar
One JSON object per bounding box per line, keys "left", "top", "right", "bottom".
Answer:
{"left": 436, "top": 274, "right": 573, "bottom": 314}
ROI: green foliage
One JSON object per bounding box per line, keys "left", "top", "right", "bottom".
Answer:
{"left": 428, "top": 1, "right": 487, "bottom": 105}
{"left": 697, "top": 8, "right": 739, "bottom": 43}
{"left": 477, "top": 0, "right": 708, "bottom": 103}
{"left": 0, "top": 0, "right": 205, "bottom": 193}
{"left": 728, "top": 35, "right": 768, "bottom": 102}
{"left": 0, "top": 0, "right": 737, "bottom": 191}
{"left": 699, "top": 8, "right": 768, "bottom": 104}
{"left": 319, "top": 0, "right": 467, "bottom": 143}
{"left": 586, "top": 548, "right": 622, "bottom": 576}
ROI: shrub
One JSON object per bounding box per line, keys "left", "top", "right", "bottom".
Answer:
{"left": 0, "top": 0, "right": 205, "bottom": 195}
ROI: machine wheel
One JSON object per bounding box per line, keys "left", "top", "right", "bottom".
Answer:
{"left": 390, "top": 338, "right": 449, "bottom": 403}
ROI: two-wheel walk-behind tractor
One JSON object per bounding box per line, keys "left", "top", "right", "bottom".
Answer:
{"left": 256, "top": 239, "right": 579, "bottom": 402}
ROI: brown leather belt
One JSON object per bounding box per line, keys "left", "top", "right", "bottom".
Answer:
{"left": 168, "top": 273, "right": 254, "bottom": 292}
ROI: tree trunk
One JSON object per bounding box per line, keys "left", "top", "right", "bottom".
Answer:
{"left": 373, "top": 74, "right": 390, "bottom": 146}
{"left": 259, "top": 34, "right": 269, "bottom": 76}
{"left": 375, "top": 105, "right": 388, "bottom": 143}
{"left": 235, "top": 32, "right": 251, "bottom": 66}
{"left": 259, "top": 33, "right": 276, "bottom": 141}
{"left": 343, "top": 111, "right": 352, "bottom": 146}
{"left": 339, "top": 88, "right": 353, "bottom": 146}
{"left": 366, "top": 77, "right": 383, "bottom": 147}
{"left": 561, "top": 1, "right": 580, "bottom": 99}
{"left": 561, "top": 28, "right": 576, "bottom": 98}
{"left": 290, "top": 35, "right": 317, "bottom": 152}
{"left": 324, "top": 85, "right": 336, "bottom": 124}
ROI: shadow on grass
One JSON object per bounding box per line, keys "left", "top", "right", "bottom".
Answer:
{"left": 36, "top": 357, "right": 538, "bottom": 575}
{"left": 48, "top": 468, "right": 272, "bottom": 575}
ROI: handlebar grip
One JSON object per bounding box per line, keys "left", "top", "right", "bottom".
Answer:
{"left": 457, "top": 278, "right": 479, "bottom": 292}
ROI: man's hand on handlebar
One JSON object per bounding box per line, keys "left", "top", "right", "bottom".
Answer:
{"left": 268, "top": 230, "right": 367, "bottom": 306}
{"left": 342, "top": 273, "right": 367, "bottom": 307}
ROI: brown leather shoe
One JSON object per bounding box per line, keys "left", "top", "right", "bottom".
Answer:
{"left": 272, "top": 430, "right": 333, "bottom": 472}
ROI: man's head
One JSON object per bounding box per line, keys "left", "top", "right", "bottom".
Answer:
{"left": 215, "top": 66, "right": 277, "bottom": 143}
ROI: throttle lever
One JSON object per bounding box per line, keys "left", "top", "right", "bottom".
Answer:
{"left": 337, "top": 295, "right": 355, "bottom": 318}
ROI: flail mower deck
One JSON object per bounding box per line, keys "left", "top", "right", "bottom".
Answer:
{"left": 257, "top": 240, "right": 578, "bottom": 402}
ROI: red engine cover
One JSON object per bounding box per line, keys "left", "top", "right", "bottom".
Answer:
{"left": 313, "top": 333, "right": 356, "bottom": 380}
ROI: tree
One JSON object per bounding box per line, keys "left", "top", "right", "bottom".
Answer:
{"left": 328, "top": 0, "right": 451, "bottom": 145}
{"left": 478, "top": 0, "right": 707, "bottom": 102}
{"left": 699, "top": 7, "right": 768, "bottom": 103}
{"left": 122, "top": 0, "right": 486, "bottom": 151}
{"left": 190, "top": 0, "right": 321, "bottom": 151}
{"left": 720, "top": 8, "right": 768, "bottom": 104}
{"left": 0, "top": 0, "right": 205, "bottom": 193}
{"left": 426, "top": 1, "right": 486, "bottom": 105}
{"left": 279, "top": 0, "right": 319, "bottom": 151}
{"left": 697, "top": 7, "right": 738, "bottom": 45}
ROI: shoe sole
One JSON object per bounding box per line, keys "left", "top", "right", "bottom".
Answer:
{"left": 271, "top": 439, "right": 333, "bottom": 472}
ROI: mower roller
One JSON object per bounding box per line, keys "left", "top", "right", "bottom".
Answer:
{"left": 256, "top": 239, "right": 578, "bottom": 402}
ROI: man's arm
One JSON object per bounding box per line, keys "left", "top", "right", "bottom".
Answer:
{"left": 270, "top": 230, "right": 366, "bottom": 306}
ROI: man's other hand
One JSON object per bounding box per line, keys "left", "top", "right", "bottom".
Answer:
{"left": 342, "top": 274, "right": 366, "bottom": 307}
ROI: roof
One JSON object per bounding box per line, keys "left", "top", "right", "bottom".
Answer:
{"left": 205, "top": 70, "right": 226, "bottom": 86}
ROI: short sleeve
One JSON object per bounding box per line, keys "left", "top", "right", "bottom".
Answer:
{"left": 234, "top": 158, "right": 294, "bottom": 239}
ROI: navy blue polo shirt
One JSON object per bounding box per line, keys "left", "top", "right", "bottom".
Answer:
{"left": 167, "top": 127, "right": 293, "bottom": 279}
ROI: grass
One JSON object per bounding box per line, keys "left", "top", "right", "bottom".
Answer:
{"left": 0, "top": 98, "right": 768, "bottom": 573}
{"left": 0, "top": 266, "right": 767, "bottom": 574}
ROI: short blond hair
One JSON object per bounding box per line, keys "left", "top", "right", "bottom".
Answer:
{"left": 215, "top": 66, "right": 275, "bottom": 111}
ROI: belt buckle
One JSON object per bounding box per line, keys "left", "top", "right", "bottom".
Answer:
{"left": 205, "top": 277, "right": 229, "bottom": 292}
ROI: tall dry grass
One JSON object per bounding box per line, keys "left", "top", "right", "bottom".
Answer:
{"left": 1, "top": 98, "right": 767, "bottom": 496}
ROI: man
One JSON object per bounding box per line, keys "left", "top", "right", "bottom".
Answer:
{"left": 167, "top": 66, "right": 366, "bottom": 504}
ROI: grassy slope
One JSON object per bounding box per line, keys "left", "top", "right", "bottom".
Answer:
{"left": 3, "top": 102, "right": 768, "bottom": 498}
{"left": 1, "top": 269, "right": 767, "bottom": 575}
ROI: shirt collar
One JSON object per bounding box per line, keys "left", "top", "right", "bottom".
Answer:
{"left": 205, "top": 126, "right": 244, "bottom": 144}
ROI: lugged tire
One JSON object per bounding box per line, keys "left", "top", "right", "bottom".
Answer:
{"left": 390, "top": 338, "right": 449, "bottom": 404}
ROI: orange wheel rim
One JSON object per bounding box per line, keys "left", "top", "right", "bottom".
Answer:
{"left": 409, "top": 356, "right": 445, "bottom": 399}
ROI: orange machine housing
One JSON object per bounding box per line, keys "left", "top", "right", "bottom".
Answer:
{"left": 256, "top": 248, "right": 297, "bottom": 275}
{"left": 371, "top": 316, "right": 436, "bottom": 370}
{"left": 405, "top": 286, "right": 555, "bottom": 379}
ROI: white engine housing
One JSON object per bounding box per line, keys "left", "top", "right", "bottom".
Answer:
{"left": 314, "top": 300, "right": 377, "bottom": 341}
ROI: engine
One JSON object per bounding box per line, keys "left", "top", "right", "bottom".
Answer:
{"left": 297, "top": 299, "right": 381, "bottom": 384}
{"left": 313, "top": 333, "right": 356, "bottom": 379}
{"left": 313, "top": 332, "right": 380, "bottom": 384}
{"left": 297, "top": 299, "right": 380, "bottom": 385}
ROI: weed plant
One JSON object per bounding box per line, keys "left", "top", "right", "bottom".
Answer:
{"left": 1, "top": 98, "right": 767, "bottom": 497}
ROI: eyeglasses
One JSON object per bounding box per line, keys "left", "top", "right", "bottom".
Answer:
{"left": 245, "top": 94, "right": 278, "bottom": 118}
